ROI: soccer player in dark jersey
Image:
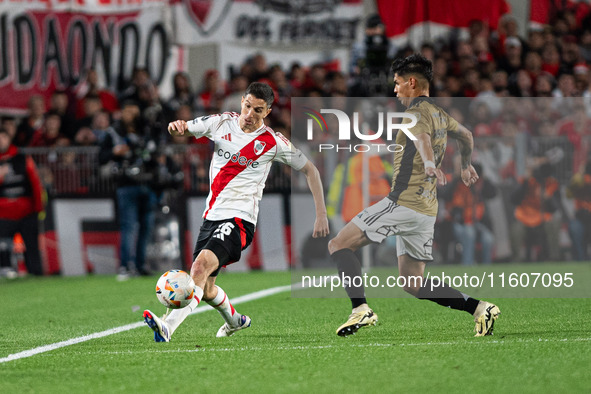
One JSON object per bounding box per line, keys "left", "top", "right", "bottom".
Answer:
{"left": 329, "top": 54, "right": 500, "bottom": 337}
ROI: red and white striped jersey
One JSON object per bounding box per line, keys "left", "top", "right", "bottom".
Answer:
{"left": 187, "top": 112, "right": 308, "bottom": 225}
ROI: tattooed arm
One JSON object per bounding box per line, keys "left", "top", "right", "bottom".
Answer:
{"left": 448, "top": 124, "right": 479, "bottom": 187}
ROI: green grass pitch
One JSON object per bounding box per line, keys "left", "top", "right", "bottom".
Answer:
{"left": 0, "top": 265, "right": 589, "bottom": 393}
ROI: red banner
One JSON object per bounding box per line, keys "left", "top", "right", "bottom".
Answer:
{"left": 530, "top": 0, "right": 591, "bottom": 27}
{"left": 377, "top": 0, "right": 510, "bottom": 38}
{"left": 0, "top": 2, "right": 173, "bottom": 113}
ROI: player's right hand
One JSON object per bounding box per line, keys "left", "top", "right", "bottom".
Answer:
{"left": 168, "top": 120, "right": 188, "bottom": 136}
{"left": 426, "top": 166, "right": 447, "bottom": 186}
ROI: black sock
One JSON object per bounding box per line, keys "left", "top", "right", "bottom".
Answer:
{"left": 417, "top": 279, "right": 480, "bottom": 314}
{"left": 330, "top": 249, "right": 367, "bottom": 309}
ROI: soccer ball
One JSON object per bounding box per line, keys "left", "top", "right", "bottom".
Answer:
{"left": 155, "top": 270, "right": 195, "bottom": 309}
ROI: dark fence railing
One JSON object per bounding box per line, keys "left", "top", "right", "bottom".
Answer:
{"left": 20, "top": 135, "right": 587, "bottom": 198}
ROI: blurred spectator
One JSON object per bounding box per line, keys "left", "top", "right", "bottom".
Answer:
{"left": 497, "top": 37, "right": 523, "bottom": 76}
{"left": 75, "top": 94, "right": 104, "bottom": 131}
{"left": 541, "top": 43, "right": 561, "bottom": 77}
{"left": 174, "top": 104, "right": 195, "bottom": 123}
{"left": 222, "top": 75, "right": 249, "bottom": 113}
{"left": 468, "top": 19, "right": 489, "bottom": 42}
{"left": 75, "top": 68, "right": 119, "bottom": 114}
{"left": 566, "top": 161, "right": 591, "bottom": 260}
{"left": 49, "top": 90, "right": 77, "bottom": 140}
{"left": 166, "top": 71, "right": 196, "bottom": 119}
{"left": 573, "top": 63, "right": 589, "bottom": 94}
{"left": 527, "top": 27, "right": 545, "bottom": 52}
{"left": 509, "top": 69, "right": 533, "bottom": 97}
{"left": 468, "top": 101, "right": 493, "bottom": 137}
{"left": 497, "top": 15, "right": 524, "bottom": 46}
{"left": 250, "top": 53, "right": 269, "bottom": 81}
{"left": 29, "top": 112, "right": 69, "bottom": 148}
{"left": 443, "top": 163, "right": 496, "bottom": 265}
{"left": 510, "top": 163, "right": 561, "bottom": 262}
{"left": 560, "top": 35, "right": 582, "bottom": 73}
{"left": 523, "top": 51, "right": 542, "bottom": 83}
{"left": 1, "top": 117, "right": 18, "bottom": 140}
{"left": 90, "top": 110, "right": 115, "bottom": 143}
{"left": 268, "top": 64, "right": 292, "bottom": 106}
{"left": 579, "top": 29, "right": 591, "bottom": 63}
{"left": 196, "top": 69, "right": 226, "bottom": 114}
{"left": 288, "top": 62, "right": 306, "bottom": 93}
{"left": 119, "top": 67, "right": 151, "bottom": 105}
{"left": 0, "top": 128, "right": 45, "bottom": 276}
{"left": 14, "top": 95, "right": 45, "bottom": 147}
{"left": 432, "top": 57, "right": 449, "bottom": 92}
{"left": 534, "top": 71, "right": 555, "bottom": 96}
{"left": 138, "top": 82, "right": 167, "bottom": 143}
{"left": 306, "top": 63, "right": 328, "bottom": 93}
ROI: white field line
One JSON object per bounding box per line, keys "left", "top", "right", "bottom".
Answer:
{"left": 0, "top": 284, "right": 293, "bottom": 364}
{"left": 33, "top": 337, "right": 591, "bottom": 357}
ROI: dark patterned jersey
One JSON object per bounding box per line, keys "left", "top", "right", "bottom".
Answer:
{"left": 388, "top": 97, "right": 459, "bottom": 216}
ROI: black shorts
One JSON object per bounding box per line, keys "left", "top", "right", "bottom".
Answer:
{"left": 193, "top": 218, "right": 255, "bottom": 277}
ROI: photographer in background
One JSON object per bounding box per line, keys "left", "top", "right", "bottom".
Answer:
{"left": 99, "top": 100, "right": 182, "bottom": 280}
{"left": 349, "top": 14, "right": 397, "bottom": 97}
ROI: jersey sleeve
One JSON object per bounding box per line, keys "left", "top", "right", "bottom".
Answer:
{"left": 187, "top": 114, "right": 222, "bottom": 140}
{"left": 446, "top": 114, "right": 459, "bottom": 133}
{"left": 403, "top": 107, "right": 431, "bottom": 137}
{"left": 273, "top": 132, "right": 308, "bottom": 170}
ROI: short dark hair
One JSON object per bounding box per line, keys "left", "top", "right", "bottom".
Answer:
{"left": 244, "top": 82, "right": 275, "bottom": 108}
{"left": 391, "top": 53, "right": 433, "bottom": 85}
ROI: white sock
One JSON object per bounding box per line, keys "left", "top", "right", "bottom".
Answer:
{"left": 164, "top": 286, "right": 204, "bottom": 335}
{"left": 206, "top": 285, "right": 240, "bottom": 327}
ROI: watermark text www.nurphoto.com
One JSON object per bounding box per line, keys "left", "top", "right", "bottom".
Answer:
{"left": 301, "top": 272, "right": 574, "bottom": 292}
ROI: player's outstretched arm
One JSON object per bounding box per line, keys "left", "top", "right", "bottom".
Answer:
{"left": 167, "top": 120, "right": 189, "bottom": 136}
{"left": 413, "top": 133, "right": 447, "bottom": 186}
{"left": 298, "top": 160, "right": 330, "bottom": 238}
{"left": 448, "top": 124, "right": 479, "bottom": 186}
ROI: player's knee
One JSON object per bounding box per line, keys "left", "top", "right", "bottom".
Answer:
{"left": 191, "top": 250, "right": 218, "bottom": 278}
{"left": 328, "top": 237, "right": 343, "bottom": 255}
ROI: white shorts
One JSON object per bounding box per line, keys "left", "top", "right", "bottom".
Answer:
{"left": 351, "top": 197, "right": 436, "bottom": 261}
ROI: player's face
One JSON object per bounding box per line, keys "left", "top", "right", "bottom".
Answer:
{"left": 239, "top": 94, "right": 271, "bottom": 133}
{"left": 393, "top": 74, "right": 413, "bottom": 107}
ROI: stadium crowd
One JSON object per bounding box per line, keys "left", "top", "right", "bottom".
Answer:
{"left": 2, "top": 8, "right": 591, "bottom": 269}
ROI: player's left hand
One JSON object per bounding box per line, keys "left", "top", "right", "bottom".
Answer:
{"left": 461, "top": 164, "right": 479, "bottom": 187}
{"left": 312, "top": 216, "right": 330, "bottom": 238}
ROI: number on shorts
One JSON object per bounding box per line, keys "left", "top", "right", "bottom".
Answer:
{"left": 213, "top": 222, "right": 235, "bottom": 241}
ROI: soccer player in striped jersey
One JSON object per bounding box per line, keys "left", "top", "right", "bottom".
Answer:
{"left": 144, "top": 82, "right": 329, "bottom": 341}
{"left": 329, "top": 54, "right": 500, "bottom": 337}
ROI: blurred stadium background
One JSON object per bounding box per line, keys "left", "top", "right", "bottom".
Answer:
{"left": 1, "top": 0, "right": 591, "bottom": 278}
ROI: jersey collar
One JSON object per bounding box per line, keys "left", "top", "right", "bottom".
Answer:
{"left": 408, "top": 95, "right": 434, "bottom": 109}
